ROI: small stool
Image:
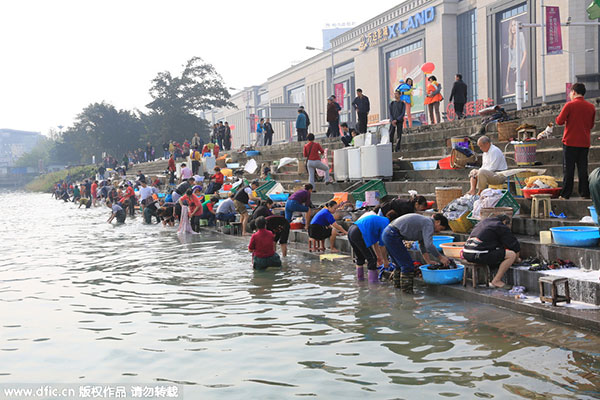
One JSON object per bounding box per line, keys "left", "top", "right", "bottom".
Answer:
{"left": 530, "top": 194, "right": 552, "bottom": 218}
{"left": 230, "top": 222, "right": 242, "bottom": 235}
{"left": 308, "top": 238, "right": 325, "bottom": 252}
{"left": 539, "top": 276, "right": 571, "bottom": 306}
{"left": 462, "top": 261, "right": 490, "bottom": 288}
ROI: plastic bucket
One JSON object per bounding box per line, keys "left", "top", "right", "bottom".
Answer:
{"left": 514, "top": 142, "right": 537, "bottom": 166}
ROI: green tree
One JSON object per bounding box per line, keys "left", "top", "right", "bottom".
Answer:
{"left": 146, "top": 56, "right": 233, "bottom": 143}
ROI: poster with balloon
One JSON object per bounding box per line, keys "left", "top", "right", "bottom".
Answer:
{"left": 387, "top": 44, "right": 425, "bottom": 115}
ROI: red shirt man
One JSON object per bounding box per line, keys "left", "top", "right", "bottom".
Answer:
{"left": 91, "top": 182, "right": 98, "bottom": 199}
{"left": 168, "top": 157, "right": 176, "bottom": 172}
{"left": 123, "top": 185, "right": 135, "bottom": 200}
{"left": 555, "top": 83, "right": 595, "bottom": 199}
{"left": 556, "top": 95, "right": 595, "bottom": 148}
{"left": 248, "top": 228, "right": 275, "bottom": 259}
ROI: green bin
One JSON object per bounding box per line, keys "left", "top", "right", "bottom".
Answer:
{"left": 255, "top": 181, "right": 278, "bottom": 200}
{"left": 351, "top": 180, "right": 388, "bottom": 202}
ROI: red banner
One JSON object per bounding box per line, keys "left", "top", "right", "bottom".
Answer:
{"left": 546, "top": 6, "right": 563, "bottom": 55}
{"left": 334, "top": 83, "right": 345, "bottom": 108}
{"left": 445, "top": 98, "right": 495, "bottom": 121}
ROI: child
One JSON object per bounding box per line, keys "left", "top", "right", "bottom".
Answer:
{"left": 248, "top": 216, "right": 282, "bottom": 270}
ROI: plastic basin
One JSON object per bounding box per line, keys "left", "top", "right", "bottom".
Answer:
{"left": 269, "top": 193, "right": 289, "bottom": 202}
{"left": 420, "top": 264, "right": 465, "bottom": 285}
{"left": 522, "top": 187, "right": 561, "bottom": 199}
{"left": 413, "top": 235, "right": 455, "bottom": 251}
{"left": 589, "top": 206, "right": 599, "bottom": 225}
{"left": 550, "top": 226, "right": 600, "bottom": 247}
{"left": 246, "top": 150, "right": 260, "bottom": 156}
{"left": 440, "top": 242, "right": 466, "bottom": 258}
{"left": 411, "top": 160, "right": 439, "bottom": 170}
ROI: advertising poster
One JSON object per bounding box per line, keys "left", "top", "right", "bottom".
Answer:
{"left": 387, "top": 46, "right": 425, "bottom": 114}
{"left": 546, "top": 6, "right": 563, "bottom": 55}
{"left": 499, "top": 11, "right": 529, "bottom": 102}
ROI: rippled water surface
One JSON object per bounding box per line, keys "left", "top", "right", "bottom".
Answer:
{"left": 2, "top": 191, "right": 600, "bottom": 399}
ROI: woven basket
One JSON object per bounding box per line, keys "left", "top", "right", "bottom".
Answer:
{"left": 451, "top": 149, "right": 477, "bottom": 169}
{"left": 435, "top": 187, "right": 463, "bottom": 211}
{"left": 480, "top": 207, "right": 514, "bottom": 223}
{"left": 497, "top": 121, "right": 520, "bottom": 142}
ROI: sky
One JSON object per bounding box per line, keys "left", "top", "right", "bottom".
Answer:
{"left": 0, "top": 0, "right": 401, "bottom": 135}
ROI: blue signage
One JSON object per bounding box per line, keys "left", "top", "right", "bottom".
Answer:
{"left": 359, "top": 6, "right": 436, "bottom": 51}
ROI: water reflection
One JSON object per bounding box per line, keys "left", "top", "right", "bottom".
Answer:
{"left": 0, "top": 192, "right": 599, "bottom": 398}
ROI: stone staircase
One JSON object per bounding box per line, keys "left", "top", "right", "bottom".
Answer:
{"left": 133, "top": 99, "right": 600, "bottom": 306}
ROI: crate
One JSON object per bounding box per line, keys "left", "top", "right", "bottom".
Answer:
{"left": 351, "top": 180, "right": 387, "bottom": 202}
{"left": 230, "top": 179, "right": 249, "bottom": 194}
{"left": 448, "top": 211, "right": 473, "bottom": 233}
{"left": 468, "top": 190, "right": 520, "bottom": 226}
{"left": 255, "top": 181, "right": 278, "bottom": 200}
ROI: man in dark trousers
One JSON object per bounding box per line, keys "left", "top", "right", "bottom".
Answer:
{"left": 263, "top": 118, "right": 274, "bottom": 146}
{"left": 556, "top": 83, "right": 595, "bottom": 199}
{"left": 326, "top": 95, "right": 341, "bottom": 138}
{"left": 352, "top": 88, "right": 370, "bottom": 133}
{"left": 463, "top": 215, "right": 520, "bottom": 289}
{"left": 389, "top": 90, "right": 406, "bottom": 152}
{"left": 449, "top": 74, "right": 468, "bottom": 120}
{"left": 299, "top": 106, "right": 310, "bottom": 133}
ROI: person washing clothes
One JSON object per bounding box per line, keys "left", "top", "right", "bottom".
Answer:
{"left": 462, "top": 215, "right": 521, "bottom": 289}
{"left": 347, "top": 214, "right": 393, "bottom": 283}
{"left": 249, "top": 217, "right": 282, "bottom": 270}
{"left": 382, "top": 213, "right": 450, "bottom": 293}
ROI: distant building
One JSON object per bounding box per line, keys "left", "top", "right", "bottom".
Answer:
{"left": 0, "top": 129, "right": 42, "bottom": 167}
{"left": 322, "top": 26, "right": 353, "bottom": 50}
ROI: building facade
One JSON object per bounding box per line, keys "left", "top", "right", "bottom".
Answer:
{"left": 215, "top": 0, "right": 599, "bottom": 146}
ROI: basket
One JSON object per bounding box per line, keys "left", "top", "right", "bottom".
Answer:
{"left": 514, "top": 142, "right": 537, "bottom": 166}
{"left": 497, "top": 121, "right": 520, "bottom": 142}
{"left": 468, "top": 190, "right": 520, "bottom": 226}
{"left": 513, "top": 171, "right": 537, "bottom": 197}
{"left": 435, "top": 187, "right": 463, "bottom": 211}
{"left": 255, "top": 181, "right": 278, "bottom": 200}
{"left": 352, "top": 180, "right": 388, "bottom": 202}
{"left": 448, "top": 211, "right": 473, "bottom": 233}
{"left": 451, "top": 149, "right": 477, "bottom": 169}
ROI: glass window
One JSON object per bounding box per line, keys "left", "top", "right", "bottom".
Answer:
{"left": 457, "top": 9, "right": 478, "bottom": 102}
{"left": 287, "top": 85, "right": 306, "bottom": 107}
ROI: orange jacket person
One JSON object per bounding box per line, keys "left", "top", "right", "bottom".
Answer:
{"left": 424, "top": 75, "right": 443, "bottom": 125}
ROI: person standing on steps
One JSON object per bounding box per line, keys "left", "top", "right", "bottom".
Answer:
{"left": 326, "top": 95, "right": 341, "bottom": 138}
{"left": 389, "top": 90, "right": 406, "bottom": 152}
{"left": 449, "top": 74, "right": 468, "bottom": 120}
{"left": 555, "top": 83, "right": 595, "bottom": 200}
{"left": 299, "top": 106, "right": 310, "bottom": 137}
{"left": 303, "top": 134, "right": 331, "bottom": 185}
{"left": 402, "top": 78, "right": 414, "bottom": 129}
{"left": 424, "top": 75, "right": 443, "bottom": 125}
{"left": 263, "top": 118, "right": 274, "bottom": 146}
{"left": 256, "top": 118, "right": 265, "bottom": 147}
{"left": 224, "top": 122, "right": 232, "bottom": 150}
{"left": 191, "top": 133, "right": 201, "bottom": 150}
{"left": 296, "top": 109, "right": 308, "bottom": 142}
{"left": 352, "top": 88, "right": 370, "bottom": 134}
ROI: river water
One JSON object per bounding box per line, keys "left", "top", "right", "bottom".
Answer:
{"left": 1, "top": 192, "right": 599, "bottom": 399}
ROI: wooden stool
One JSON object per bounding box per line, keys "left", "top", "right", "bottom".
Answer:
{"left": 230, "top": 222, "right": 242, "bottom": 235}
{"left": 530, "top": 194, "right": 552, "bottom": 218}
{"left": 308, "top": 238, "right": 325, "bottom": 252}
{"left": 462, "top": 261, "right": 490, "bottom": 288}
{"left": 539, "top": 276, "right": 571, "bottom": 306}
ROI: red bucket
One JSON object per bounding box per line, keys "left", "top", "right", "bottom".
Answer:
{"left": 438, "top": 156, "right": 454, "bottom": 170}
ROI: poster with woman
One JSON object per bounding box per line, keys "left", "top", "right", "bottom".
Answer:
{"left": 387, "top": 42, "right": 425, "bottom": 115}
{"left": 499, "top": 10, "right": 529, "bottom": 102}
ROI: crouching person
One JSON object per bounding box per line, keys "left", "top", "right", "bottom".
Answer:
{"left": 382, "top": 213, "right": 450, "bottom": 293}
{"left": 462, "top": 214, "right": 520, "bottom": 289}
{"left": 106, "top": 200, "right": 126, "bottom": 224}
{"left": 348, "top": 213, "right": 395, "bottom": 283}
{"left": 249, "top": 216, "right": 282, "bottom": 270}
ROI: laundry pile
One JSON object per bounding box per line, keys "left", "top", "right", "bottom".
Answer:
{"left": 443, "top": 194, "right": 479, "bottom": 221}
{"left": 524, "top": 175, "right": 558, "bottom": 189}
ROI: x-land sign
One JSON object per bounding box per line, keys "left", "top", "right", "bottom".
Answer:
{"left": 359, "top": 6, "right": 436, "bottom": 51}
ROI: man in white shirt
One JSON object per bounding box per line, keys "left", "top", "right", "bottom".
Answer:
{"left": 468, "top": 136, "right": 508, "bottom": 195}
{"left": 138, "top": 181, "right": 154, "bottom": 205}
